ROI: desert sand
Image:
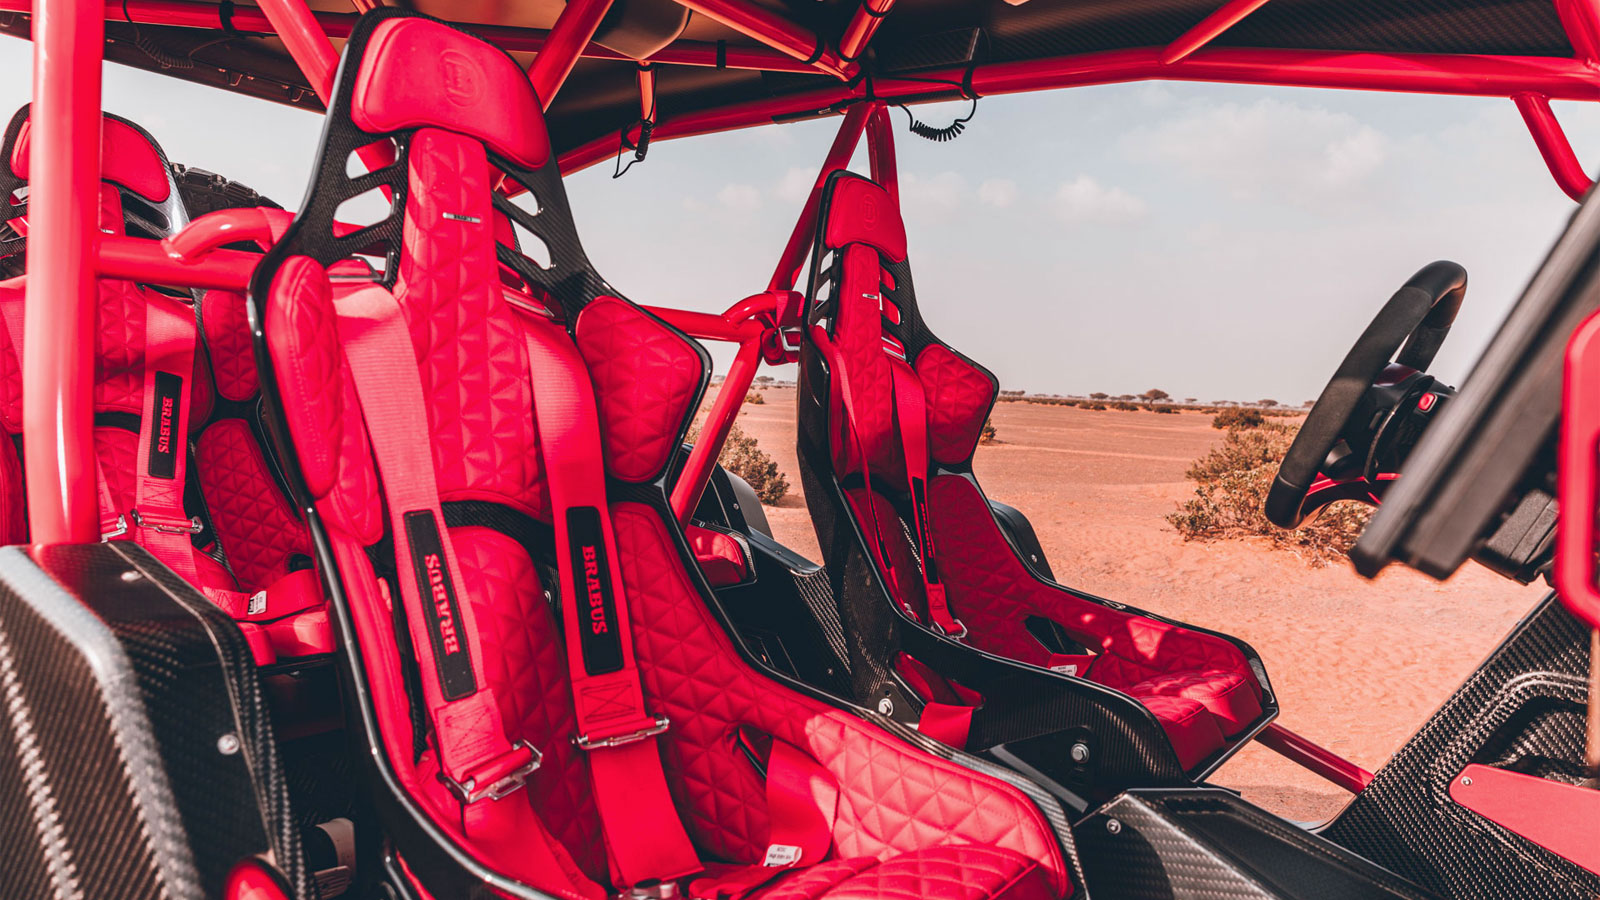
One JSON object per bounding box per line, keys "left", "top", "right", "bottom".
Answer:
{"left": 725, "top": 384, "right": 1542, "bottom": 822}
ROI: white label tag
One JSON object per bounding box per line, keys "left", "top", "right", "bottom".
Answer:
{"left": 247, "top": 591, "right": 268, "bottom": 616}
{"left": 763, "top": 844, "right": 802, "bottom": 867}
{"left": 1050, "top": 663, "right": 1079, "bottom": 676}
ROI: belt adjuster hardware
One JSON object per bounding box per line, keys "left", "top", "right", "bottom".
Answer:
{"left": 129, "top": 509, "right": 203, "bottom": 535}
{"left": 441, "top": 739, "right": 542, "bottom": 804}
{"left": 101, "top": 514, "right": 129, "bottom": 541}
{"left": 575, "top": 715, "right": 670, "bottom": 751}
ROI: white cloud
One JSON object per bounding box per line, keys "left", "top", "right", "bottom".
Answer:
{"left": 1127, "top": 97, "right": 1390, "bottom": 198}
{"left": 775, "top": 167, "right": 815, "bottom": 204}
{"left": 978, "top": 178, "right": 1018, "bottom": 208}
{"left": 900, "top": 171, "right": 967, "bottom": 219}
{"left": 716, "top": 183, "right": 762, "bottom": 212}
{"left": 1054, "top": 175, "right": 1147, "bottom": 224}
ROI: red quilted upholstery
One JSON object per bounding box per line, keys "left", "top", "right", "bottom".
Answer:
{"left": 915, "top": 345, "right": 994, "bottom": 467}
{"left": 574, "top": 296, "right": 705, "bottom": 484}
{"left": 202, "top": 289, "right": 260, "bottom": 402}
{"left": 396, "top": 128, "right": 544, "bottom": 517}
{"left": 11, "top": 116, "right": 171, "bottom": 202}
{"left": 822, "top": 176, "right": 907, "bottom": 264}
{"left": 195, "top": 418, "right": 311, "bottom": 592}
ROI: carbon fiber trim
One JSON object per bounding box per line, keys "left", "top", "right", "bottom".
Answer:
{"left": 1322, "top": 592, "right": 1600, "bottom": 899}
{"left": 0, "top": 542, "right": 308, "bottom": 899}
{"left": 1077, "top": 788, "right": 1436, "bottom": 900}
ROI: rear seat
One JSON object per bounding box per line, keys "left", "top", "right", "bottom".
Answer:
{"left": 252, "top": 11, "right": 1076, "bottom": 898}
{"left": 0, "top": 105, "right": 328, "bottom": 665}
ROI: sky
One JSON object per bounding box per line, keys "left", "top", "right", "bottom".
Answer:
{"left": 3, "top": 37, "right": 1599, "bottom": 404}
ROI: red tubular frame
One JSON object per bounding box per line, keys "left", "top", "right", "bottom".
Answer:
{"left": 838, "top": 0, "right": 894, "bottom": 64}
{"left": 1515, "top": 92, "right": 1593, "bottom": 201}
{"left": 0, "top": 0, "right": 833, "bottom": 75}
{"left": 24, "top": 0, "right": 104, "bottom": 543}
{"left": 666, "top": 0, "right": 855, "bottom": 80}
{"left": 527, "top": 0, "right": 616, "bottom": 109}
{"left": 562, "top": 45, "right": 1600, "bottom": 175}
{"left": 1257, "top": 723, "right": 1374, "bottom": 794}
{"left": 1161, "top": 0, "right": 1275, "bottom": 66}
{"left": 1556, "top": 0, "right": 1600, "bottom": 65}
{"left": 769, "top": 103, "right": 872, "bottom": 292}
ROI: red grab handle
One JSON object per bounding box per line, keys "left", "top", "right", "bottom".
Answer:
{"left": 1556, "top": 308, "right": 1600, "bottom": 629}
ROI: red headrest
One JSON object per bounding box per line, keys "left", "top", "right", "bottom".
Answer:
{"left": 349, "top": 17, "right": 550, "bottom": 170}
{"left": 823, "top": 176, "right": 907, "bottom": 264}
{"left": 11, "top": 117, "right": 171, "bottom": 203}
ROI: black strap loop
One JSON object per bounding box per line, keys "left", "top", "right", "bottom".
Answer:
{"left": 715, "top": 40, "right": 727, "bottom": 70}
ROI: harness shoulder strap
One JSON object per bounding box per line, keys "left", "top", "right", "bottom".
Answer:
{"left": 517, "top": 310, "right": 701, "bottom": 888}
{"left": 888, "top": 359, "right": 963, "bottom": 637}
{"left": 335, "top": 284, "right": 540, "bottom": 803}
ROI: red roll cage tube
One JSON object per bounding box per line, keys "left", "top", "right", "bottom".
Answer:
{"left": 17, "top": 0, "right": 1587, "bottom": 798}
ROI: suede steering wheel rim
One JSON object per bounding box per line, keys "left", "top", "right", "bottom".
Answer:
{"left": 1266, "top": 260, "right": 1467, "bottom": 530}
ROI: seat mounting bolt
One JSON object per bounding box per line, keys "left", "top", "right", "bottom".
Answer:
{"left": 1071, "top": 742, "right": 1091, "bottom": 763}
{"left": 877, "top": 698, "right": 894, "bottom": 716}
{"left": 1106, "top": 819, "right": 1121, "bottom": 835}
{"left": 217, "top": 733, "right": 240, "bottom": 756}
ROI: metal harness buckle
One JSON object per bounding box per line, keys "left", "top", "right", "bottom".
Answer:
{"left": 100, "top": 514, "right": 129, "bottom": 541}
{"left": 440, "top": 740, "right": 542, "bottom": 804}
{"left": 574, "top": 715, "right": 670, "bottom": 751}
{"left": 129, "top": 509, "right": 203, "bottom": 535}
{"left": 934, "top": 619, "right": 969, "bottom": 640}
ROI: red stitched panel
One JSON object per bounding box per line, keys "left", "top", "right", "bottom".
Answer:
{"left": 915, "top": 345, "right": 994, "bottom": 466}
{"left": 1127, "top": 694, "right": 1224, "bottom": 771}
{"left": 350, "top": 18, "right": 549, "bottom": 170}
{"left": 450, "top": 525, "right": 607, "bottom": 882}
{"left": 758, "top": 845, "right": 1053, "bottom": 900}
{"left": 613, "top": 502, "right": 1069, "bottom": 893}
{"left": 574, "top": 297, "right": 703, "bottom": 484}
{"left": 265, "top": 258, "right": 383, "bottom": 544}
{"left": 397, "top": 128, "right": 544, "bottom": 516}
{"left": 203, "top": 289, "right": 261, "bottom": 402}
{"left": 823, "top": 177, "right": 907, "bottom": 264}
{"left": 196, "top": 418, "right": 312, "bottom": 592}
{"left": 11, "top": 116, "right": 172, "bottom": 202}
{"left": 833, "top": 245, "right": 901, "bottom": 483}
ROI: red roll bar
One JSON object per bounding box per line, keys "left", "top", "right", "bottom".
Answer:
{"left": 1515, "top": 93, "right": 1594, "bottom": 202}
{"left": 24, "top": 0, "right": 104, "bottom": 543}
{"left": 527, "top": 0, "right": 617, "bottom": 109}
{"left": 1160, "top": 0, "right": 1275, "bottom": 66}
{"left": 666, "top": 0, "right": 855, "bottom": 80}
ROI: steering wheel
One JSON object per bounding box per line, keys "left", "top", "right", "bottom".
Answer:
{"left": 1266, "top": 261, "right": 1467, "bottom": 529}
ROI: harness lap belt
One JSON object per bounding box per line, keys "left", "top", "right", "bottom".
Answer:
{"left": 123, "top": 292, "right": 204, "bottom": 582}
{"left": 517, "top": 310, "right": 703, "bottom": 888}
{"left": 333, "top": 285, "right": 542, "bottom": 806}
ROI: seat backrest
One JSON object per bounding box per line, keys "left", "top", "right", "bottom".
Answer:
{"left": 0, "top": 106, "right": 319, "bottom": 661}
{"left": 252, "top": 12, "right": 1073, "bottom": 897}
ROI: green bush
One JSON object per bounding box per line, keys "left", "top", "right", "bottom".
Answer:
{"left": 687, "top": 422, "right": 789, "bottom": 505}
{"left": 745, "top": 391, "right": 765, "bottom": 405}
{"left": 1212, "top": 407, "right": 1264, "bottom": 430}
{"left": 1149, "top": 405, "right": 1178, "bottom": 414}
{"left": 980, "top": 417, "right": 997, "bottom": 443}
{"left": 1167, "top": 422, "right": 1369, "bottom": 566}
{"left": 1110, "top": 401, "right": 1139, "bottom": 411}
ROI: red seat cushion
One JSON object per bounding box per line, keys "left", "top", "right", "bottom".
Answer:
{"left": 1116, "top": 670, "right": 1263, "bottom": 739}
{"left": 687, "top": 524, "right": 748, "bottom": 587}
{"left": 1125, "top": 694, "right": 1226, "bottom": 771}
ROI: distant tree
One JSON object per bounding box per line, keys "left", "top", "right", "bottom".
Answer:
{"left": 755, "top": 375, "right": 774, "bottom": 384}
{"left": 1140, "top": 388, "right": 1170, "bottom": 403}
{"left": 1184, "top": 398, "right": 1197, "bottom": 405}
{"left": 1089, "top": 392, "right": 1109, "bottom": 400}
{"left": 1302, "top": 400, "right": 1316, "bottom": 408}
{"left": 1257, "top": 399, "right": 1278, "bottom": 408}
{"left": 1116, "top": 394, "right": 1135, "bottom": 402}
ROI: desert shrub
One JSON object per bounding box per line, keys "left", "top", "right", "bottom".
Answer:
{"left": 1085, "top": 402, "right": 1107, "bottom": 411}
{"left": 688, "top": 422, "right": 789, "bottom": 505}
{"left": 1167, "top": 421, "right": 1369, "bottom": 566}
{"left": 1150, "top": 404, "right": 1178, "bottom": 414}
{"left": 980, "top": 417, "right": 997, "bottom": 444}
{"left": 1212, "top": 407, "right": 1264, "bottom": 430}
{"left": 745, "top": 391, "right": 765, "bottom": 405}
{"left": 1110, "top": 401, "right": 1139, "bottom": 411}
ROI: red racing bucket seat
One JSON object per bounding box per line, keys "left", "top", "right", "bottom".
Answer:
{"left": 794, "top": 170, "right": 1275, "bottom": 782}
{"left": 0, "top": 105, "right": 328, "bottom": 665}
{"left": 249, "top": 11, "right": 1081, "bottom": 898}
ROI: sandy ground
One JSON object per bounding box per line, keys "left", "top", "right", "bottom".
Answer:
{"left": 721, "top": 385, "right": 1542, "bottom": 822}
